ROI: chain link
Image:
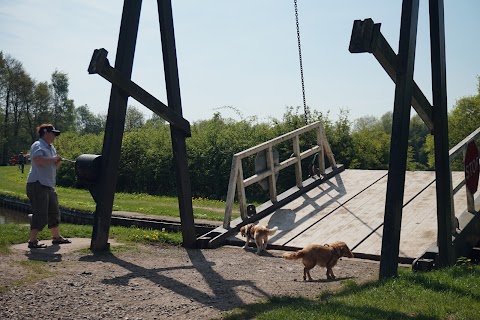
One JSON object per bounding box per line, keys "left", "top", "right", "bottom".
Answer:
{"left": 294, "top": 0, "right": 309, "bottom": 124}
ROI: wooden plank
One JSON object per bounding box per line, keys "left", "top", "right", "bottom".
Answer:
{"left": 229, "top": 169, "right": 384, "bottom": 244}
{"left": 228, "top": 170, "right": 470, "bottom": 261}
{"left": 293, "top": 135, "right": 302, "bottom": 187}
{"left": 287, "top": 173, "right": 389, "bottom": 247}
{"left": 234, "top": 122, "right": 323, "bottom": 158}
{"left": 266, "top": 170, "right": 387, "bottom": 246}
{"left": 353, "top": 172, "right": 436, "bottom": 257}
{"left": 302, "top": 171, "right": 434, "bottom": 257}
{"left": 356, "top": 172, "right": 467, "bottom": 258}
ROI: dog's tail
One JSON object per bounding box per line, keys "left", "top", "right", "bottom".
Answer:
{"left": 282, "top": 249, "right": 305, "bottom": 260}
{"left": 267, "top": 226, "right": 278, "bottom": 236}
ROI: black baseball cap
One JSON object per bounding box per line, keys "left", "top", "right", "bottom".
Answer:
{"left": 38, "top": 125, "right": 61, "bottom": 136}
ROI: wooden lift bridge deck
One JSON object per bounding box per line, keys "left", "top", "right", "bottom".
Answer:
{"left": 226, "top": 169, "right": 470, "bottom": 262}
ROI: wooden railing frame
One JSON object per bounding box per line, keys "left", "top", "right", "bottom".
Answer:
{"left": 222, "top": 121, "right": 336, "bottom": 229}
{"left": 449, "top": 126, "right": 480, "bottom": 213}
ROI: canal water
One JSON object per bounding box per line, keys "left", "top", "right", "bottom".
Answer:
{"left": 0, "top": 206, "right": 30, "bottom": 224}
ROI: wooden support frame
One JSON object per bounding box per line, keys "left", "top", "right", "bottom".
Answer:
{"left": 350, "top": 0, "right": 464, "bottom": 278}
{"left": 157, "top": 0, "right": 196, "bottom": 248}
{"left": 223, "top": 121, "right": 336, "bottom": 228}
{"left": 379, "top": 0, "right": 419, "bottom": 279}
{"left": 89, "top": 0, "right": 196, "bottom": 250}
{"left": 88, "top": 48, "right": 190, "bottom": 136}
{"left": 90, "top": 0, "right": 142, "bottom": 251}
{"left": 349, "top": 18, "right": 433, "bottom": 131}
{"left": 429, "top": 0, "right": 455, "bottom": 267}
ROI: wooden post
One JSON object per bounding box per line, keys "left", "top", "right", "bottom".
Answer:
{"left": 91, "top": 0, "right": 142, "bottom": 251}
{"left": 293, "top": 135, "right": 303, "bottom": 187}
{"left": 157, "top": 0, "right": 196, "bottom": 248}
{"left": 429, "top": 0, "right": 454, "bottom": 267}
{"left": 379, "top": 0, "right": 419, "bottom": 279}
{"left": 266, "top": 147, "right": 278, "bottom": 202}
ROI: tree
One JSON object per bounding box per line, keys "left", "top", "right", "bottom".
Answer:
{"left": 0, "top": 53, "right": 29, "bottom": 164}
{"left": 380, "top": 111, "right": 393, "bottom": 134}
{"left": 144, "top": 112, "right": 166, "bottom": 128}
{"left": 125, "top": 105, "right": 145, "bottom": 131}
{"left": 50, "top": 70, "right": 75, "bottom": 131}
{"left": 350, "top": 126, "right": 390, "bottom": 169}
{"left": 424, "top": 77, "right": 480, "bottom": 170}
{"left": 75, "top": 104, "right": 105, "bottom": 135}
{"left": 353, "top": 115, "right": 380, "bottom": 133}
{"left": 448, "top": 77, "right": 480, "bottom": 147}
{"left": 408, "top": 114, "right": 430, "bottom": 169}
{"left": 328, "top": 108, "right": 355, "bottom": 168}
{"left": 446, "top": 76, "right": 480, "bottom": 170}
{"left": 25, "top": 81, "right": 52, "bottom": 141}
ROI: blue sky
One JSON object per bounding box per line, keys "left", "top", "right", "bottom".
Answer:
{"left": 1, "top": 1, "right": 479, "bottom": 124}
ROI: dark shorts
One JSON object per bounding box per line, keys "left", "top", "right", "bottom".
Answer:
{"left": 26, "top": 181, "right": 61, "bottom": 231}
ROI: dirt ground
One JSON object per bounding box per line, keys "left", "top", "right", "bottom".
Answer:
{"left": 0, "top": 239, "right": 380, "bottom": 320}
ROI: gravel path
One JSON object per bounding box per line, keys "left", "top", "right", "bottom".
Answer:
{"left": 1, "top": 241, "right": 379, "bottom": 319}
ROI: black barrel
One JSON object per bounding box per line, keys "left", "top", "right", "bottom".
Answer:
{"left": 75, "top": 154, "right": 102, "bottom": 184}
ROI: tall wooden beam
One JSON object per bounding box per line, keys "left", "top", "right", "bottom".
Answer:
{"left": 91, "top": 0, "right": 142, "bottom": 251}
{"left": 379, "top": 0, "right": 419, "bottom": 279}
{"left": 429, "top": 0, "right": 454, "bottom": 267}
{"left": 157, "top": 0, "right": 196, "bottom": 247}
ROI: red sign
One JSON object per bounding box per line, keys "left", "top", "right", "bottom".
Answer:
{"left": 465, "top": 141, "right": 479, "bottom": 194}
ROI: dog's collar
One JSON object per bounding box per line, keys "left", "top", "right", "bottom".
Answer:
{"left": 332, "top": 247, "right": 342, "bottom": 257}
{"left": 246, "top": 224, "right": 253, "bottom": 237}
{"left": 325, "top": 244, "right": 341, "bottom": 257}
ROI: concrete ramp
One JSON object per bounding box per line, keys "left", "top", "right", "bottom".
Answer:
{"left": 227, "top": 169, "right": 470, "bottom": 262}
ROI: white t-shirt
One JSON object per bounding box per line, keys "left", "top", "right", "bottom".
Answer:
{"left": 27, "top": 138, "right": 57, "bottom": 187}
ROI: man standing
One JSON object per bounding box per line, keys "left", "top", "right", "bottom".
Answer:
{"left": 18, "top": 151, "right": 25, "bottom": 173}
{"left": 26, "top": 123, "right": 71, "bottom": 249}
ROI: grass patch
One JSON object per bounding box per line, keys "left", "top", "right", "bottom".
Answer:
{"left": 0, "top": 165, "right": 239, "bottom": 221}
{"left": 223, "top": 266, "right": 480, "bottom": 320}
{"left": 0, "top": 223, "right": 183, "bottom": 254}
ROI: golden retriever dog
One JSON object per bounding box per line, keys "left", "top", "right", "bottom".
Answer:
{"left": 239, "top": 223, "right": 278, "bottom": 255}
{"left": 282, "top": 241, "right": 354, "bottom": 280}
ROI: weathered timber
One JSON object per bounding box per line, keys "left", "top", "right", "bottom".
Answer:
{"left": 88, "top": 48, "right": 191, "bottom": 137}
{"left": 157, "top": 0, "right": 196, "bottom": 247}
{"left": 91, "top": 0, "right": 142, "bottom": 251}
{"left": 349, "top": 18, "right": 433, "bottom": 131}
{"left": 429, "top": 0, "right": 455, "bottom": 267}
{"left": 380, "top": 0, "right": 419, "bottom": 279}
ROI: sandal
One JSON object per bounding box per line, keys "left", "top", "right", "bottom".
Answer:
{"left": 28, "top": 240, "right": 47, "bottom": 249}
{"left": 52, "top": 237, "right": 71, "bottom": 245}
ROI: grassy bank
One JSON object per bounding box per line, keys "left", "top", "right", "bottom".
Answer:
{"left": 223, "top": 263, "right": 480, "bottom": 320}
{"left": 0, "top": 165, "right": 238, "bottom": 221}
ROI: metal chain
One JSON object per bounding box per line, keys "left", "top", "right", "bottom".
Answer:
{"left": 294, "top": 0, "right": 309, "bottom": 124}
